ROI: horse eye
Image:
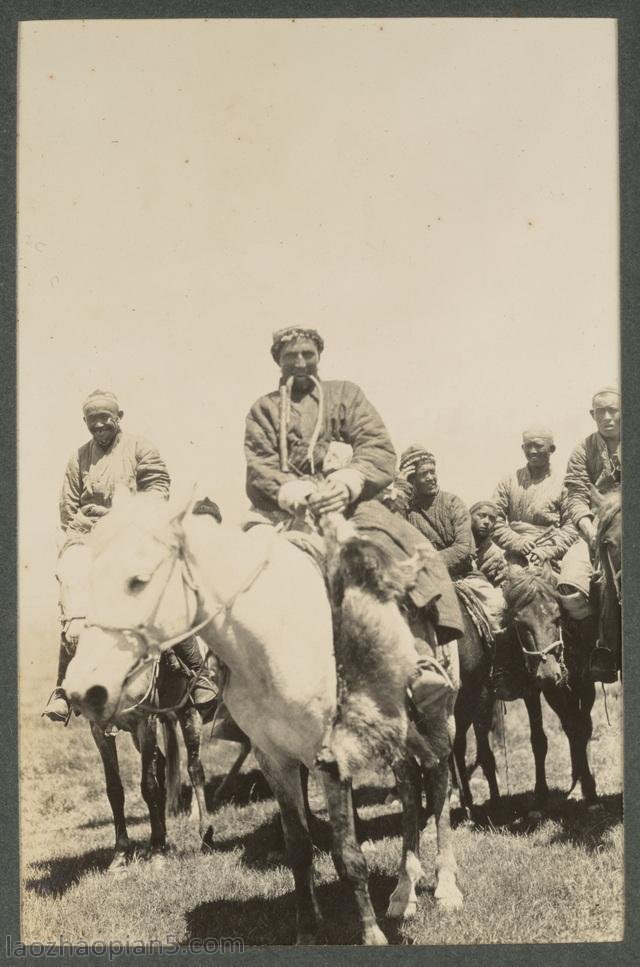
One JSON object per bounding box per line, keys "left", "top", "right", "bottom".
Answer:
{"left": 128, "top": 574, "right": 150, "bottom": 593}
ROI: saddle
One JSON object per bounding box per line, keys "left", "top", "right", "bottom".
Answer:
{"left": 454, "top": 577, "right": 497, "bottom": 657}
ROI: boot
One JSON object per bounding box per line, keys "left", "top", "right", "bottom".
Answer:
{"left": 41, "top": 634, "right": 75, "bottom": 722}
{"left": 172, "top": 636, "right": 218, "bottom": 718}
{"left": 42, "top": 687, "right": 71, "bottom": 722}
{"left": 589, "top": 645, "right": 618, "bottom": 684}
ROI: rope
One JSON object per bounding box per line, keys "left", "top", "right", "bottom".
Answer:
{"left": 307, "top": 376, "right": 324, "bottom": 475}
{"left": 498, "top": 700, "right": 511, "bottom": 799}
{"left": 601, "top": 683, "right": 612, "bottom": 727}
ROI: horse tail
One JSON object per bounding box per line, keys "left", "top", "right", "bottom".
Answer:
{"left": 162, "top": 717, "right": 182, "bottom": 816}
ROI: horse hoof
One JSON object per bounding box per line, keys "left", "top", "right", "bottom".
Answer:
{"left": 107, "top": 854, "right": 128, "bottom": 875}
{"left": 527, "top": 810, "right": 543, "bottom": 821}
{"left": 587, "top": 802, "right": 604, "bottom": 814}
{"left": 201, "top": 827, "right": 215, "bottom": 853}
{"left": 436, "top": 887, "right": 463, "bottom": 912}
{"left": 363, "top": 924, "right": 388, "bottom": 945}
{"left": 149, "top": 852, "right": 168, "bottom": 871}
{"left": 386, "top": 898, "right": 418, "bottom": 920}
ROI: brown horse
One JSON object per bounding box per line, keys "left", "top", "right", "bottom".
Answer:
{"left": 502, "top": 565, "right": 598, "bottom": 809}
{"left": 453, "top": 563, "right": 600, "bottom": 813}
{"left": 76, "top": 644, "right": 220, "bottom": 871}
{"left": 450, "top": 597, "right": 501, "bottom": 812}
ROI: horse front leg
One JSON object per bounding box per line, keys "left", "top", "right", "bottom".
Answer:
{"left": 544, "top": 682, "right": 598, "bottom": 805}
{"left": 178, "top": 706, "right": 214, "bottom": 851}
{"left": 316, "top": 755, "right": 387, "bottom": 945}
{"left": 523, "top": 690, "right": 549, "bottom": 812}
{"left": 452, "top": 704, "right": 473, "bottom": 812}
{"left": 90, "top": 723, "right": 130, "bottom": 872}
{"left": 136, "top": 718, "right": 168, "bottom": 862}
{"left": 387, "top": 756, "right": 424, "bottom": 921}
{"left": 425, "top": 756, "right": 463, "bottom": 911}
{"left": 254, "top": 750, "right": 322, "bottom": 945}
{"left": 473, "top": 686, "right": 500, "bottom": 807}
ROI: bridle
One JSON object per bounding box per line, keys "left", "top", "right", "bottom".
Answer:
{"left": 513, "top": 618, "right": 564, "bottom": 667}
{"left": 85, "top": 527, "right": 275, "bottom": 719}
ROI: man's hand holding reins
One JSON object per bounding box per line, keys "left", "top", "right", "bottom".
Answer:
{"left": 307, "top": 478, "right": 351, "bottom": 517}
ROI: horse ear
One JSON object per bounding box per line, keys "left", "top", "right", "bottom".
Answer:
{"left": 170, "top": 485, "right": 198, "bottom": 530}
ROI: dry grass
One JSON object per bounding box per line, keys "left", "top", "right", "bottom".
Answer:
{"left": 20, "top": 614, "right": 623, "bottom": 946}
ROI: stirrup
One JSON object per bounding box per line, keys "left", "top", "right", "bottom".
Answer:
{"left": 41, "top": 688, "right": 72, "bottom": 725}
{"left": 589, "top": 646, "right": 618, "bottom": 684}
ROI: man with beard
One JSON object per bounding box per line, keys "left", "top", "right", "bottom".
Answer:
{"left": 42, "top": 390, "right": 216, "bottom": 722}
{"left": 399, "top": 447, "right": 475, "bottom": 580}
{"left": 243, "top": 327, "right": 464, "bottom": 727}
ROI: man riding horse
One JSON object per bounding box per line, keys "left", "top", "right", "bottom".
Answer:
{"left": 399, "top": 447, "right": 475, "bottom": 580}
{"left": 492, "top": 426, "right": 578, "bottom": 568}
{"left": 42, "top": 390, "right": 217, "bottom": 722}
{"left": 243, "top": 327, "right": 465, "bottom": 727}
{"left": 469, "top": 500, "right": 506, "bottom": 586}
{"left": 557, "top": 387, "right": 621, "bottom": 683}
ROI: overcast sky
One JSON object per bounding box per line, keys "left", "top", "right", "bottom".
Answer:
{"left": 18, "top": 17, "right": 618, "bottom": 616}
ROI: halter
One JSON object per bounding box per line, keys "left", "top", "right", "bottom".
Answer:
{"left": 85, "top": 526, "right": 276, "bottom": 719}
{"left": 514, "top": 619, "right": 564, "bottom": 665}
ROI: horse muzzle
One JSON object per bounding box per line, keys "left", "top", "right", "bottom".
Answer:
{"left": 63, "top": 626, "right": 138, "bottom": 725}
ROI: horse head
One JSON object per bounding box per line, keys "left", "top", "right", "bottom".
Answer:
{"left": 63, "top": 492, "right": 200, "bottom": 725}
{"left": 503, "top": 563, "right": 567, "bottom": 689}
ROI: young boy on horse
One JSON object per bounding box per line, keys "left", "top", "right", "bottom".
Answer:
{"left": 42, "top": 390, "right": 217, "bottom": 722}
{"left": 243, "top": 327, "right": 465, "bottom": 729}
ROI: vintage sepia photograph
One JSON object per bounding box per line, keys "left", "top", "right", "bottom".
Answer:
{"left": 17, "top": 15, "right": 622, "bottom": 947}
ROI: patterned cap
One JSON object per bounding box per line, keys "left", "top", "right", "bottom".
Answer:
{"left": 270, "top": 327, "right": 324, "bottom": 362}
{"left": 399, "top": 445, "right": 436, "bottom": 477}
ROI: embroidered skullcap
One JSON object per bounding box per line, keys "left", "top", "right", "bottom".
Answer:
{"left": 270, "top": 327, "right": 324, "bottom": 362}
{"left": 399, "top": 445, "right": 436, "bottom": 477}
{"left": 522, "top": 426, "right": 554, "bottom": 446}
{"left": 592, "top": 386, "right": 621, "bottom": 406}
{"left": 469, "top": 500, "right": 500, "bottom": 517}
{"left": 82, "top": 389, "right": 120, "bottom": 418}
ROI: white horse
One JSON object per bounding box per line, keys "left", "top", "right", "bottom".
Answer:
{"left": 63, "top": 492, "right": 462, "bottom": 944}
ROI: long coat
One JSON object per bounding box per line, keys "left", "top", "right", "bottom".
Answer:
{"left": 244, "top": 379, "right": 463, "bottom": 642}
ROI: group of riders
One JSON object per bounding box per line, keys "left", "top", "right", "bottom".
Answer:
{"left": 42, "top": 326, "right": 622, "bottom": 739}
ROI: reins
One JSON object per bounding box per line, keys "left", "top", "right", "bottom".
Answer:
{"left": 87, "top": 525, "right": 278, "bottom": 719}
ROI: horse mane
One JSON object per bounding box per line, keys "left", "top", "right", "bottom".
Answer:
{"left": 502, "top": 565, "right": 558, "bottom": 616}
{"left": 87, "top": 493, "right": 176, "bottom": 556}
{"left": 595, "top": 490, "right": 621, "bottom": 544}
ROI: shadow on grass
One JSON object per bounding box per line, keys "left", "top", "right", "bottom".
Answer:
{"left": 210, "top": 801, "right": 406, "bottom": 872}
{"left": 24, "top": 845, "right": 119, "bottom": 897}
{"left": 184, "top": 873, "right": 414, "bottom": 945}
{"left": 452, "top": 789, "right": 622, "bottom": 851}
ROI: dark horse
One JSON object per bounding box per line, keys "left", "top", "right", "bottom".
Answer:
{"left": 453, "top": 564, "right": 599, "bottom": 812}
{"left": 68, "top": 643, "right": 243, "bottom": 871}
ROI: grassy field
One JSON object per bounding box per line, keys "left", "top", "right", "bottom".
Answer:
{"left": 20, "top": 617, "right": 624, "bottom": 947}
